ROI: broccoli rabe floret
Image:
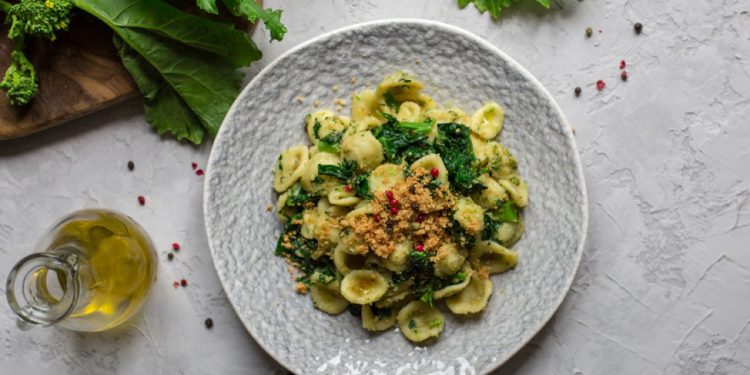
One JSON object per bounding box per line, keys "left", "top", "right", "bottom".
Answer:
{"left": 0, "top": 51, "right": 38, "bottom": 106}
{"left": 5, "top": 0, "right": 73, "bottom": 40}
{"left": 0, "top": 0, "right": 73, "bottom": 105}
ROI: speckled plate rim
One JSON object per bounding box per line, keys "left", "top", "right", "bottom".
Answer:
{"left": 204, "top": 18, "right": 589, "bottom": 374}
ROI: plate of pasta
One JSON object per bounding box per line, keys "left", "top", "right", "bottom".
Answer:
{"left": 204, "top": 19, "right": 587, "bottom": 375}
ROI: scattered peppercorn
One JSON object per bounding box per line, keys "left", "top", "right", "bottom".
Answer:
{"left": 172, "top": 242, "right": 180, "bottom": 251}
{"left": 167, "top": 253, "right": 174, "bottom": 261}
{"left": 411, "top": 203, "right": 419, "bottom": 211}
{"left": 390, "top": 206, "right": 399, "bottom": 215}
{"left": 415, "top": 214, "right": 425, "bottom": 223}
{"left": 180, "top": 279, "right": 188, "bottom": 287}
{"left": 596, "top": 80, "right": 606, "bottom": 91}
{"left": 634, "top": 22, "right": 643, "bottom": 35}
{"left": 191, "top": 162, "right": 198, "bottom": 170}
{"left": 415, "top": 244, "right": 424, "bottom": 252}
{"left": 386, "top": 190, "right": 394, "bottom": 200}
{"left": 408, "top": 185, "right": 416, "bottom": 194}
{"left": 585, "top": 27, "right": 593, "bottom": 38}
{"left": 137, "top": 196, "right": 146, "bottom": 206}
{"left": 172, "top": 281, "right": 180, "bottom": 289}
{"left": 430, "top": 168, "right": 439, "bottom": 178}
{"left": 343, "top": 185, "right": 352, "bottom": 192}
{"left": 196, "top": 169, "right": 204, "bottom": 176}
{"left": 127, "top": 161, "right": 134, "bottom": 171}
{"left": 621, "top": 70, "right": 628, "bottom": 81}
{"left": 620, "top": 60, "right": 626, "bottom": 69}
{"left": 373, "top": 214, "right": 381, "bottom": 223}
{"left": 205, "top": 318, "right": 214, "bottom": 329}
{"left": 574, "top": 87, "right": 582, "bottom": 97}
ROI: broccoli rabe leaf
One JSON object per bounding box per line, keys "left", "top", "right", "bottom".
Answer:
{"left": 274, "top": 214, "right": 332, "bottom": 285}
{"left": 373, "top": 114, "right": 435, "bottom": 164}
{"left": 285, "top": 183, "right": 317, "bottom": 207}
{"left": 352, "top": 173, "right": 373, "bottom": 199}
{"left": 317, "top": 130, "right": 344, "bottom": 153}
{"left": 435, "top": 123, "right": 485, "bottom": 194}
{"left": 489, "top": 200, "right": 518, "bottom": 223}
{"left": 318, "top": 160, "right": 357, "bottom": 180}
{"left": 219, "top": 0, "right": 287, "bottom": 42}
{"left": 458, "top": 0, "right": 550, "bottom": 19}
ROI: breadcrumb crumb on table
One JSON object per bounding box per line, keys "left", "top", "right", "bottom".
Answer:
{"left": 296, "top": 96, "right": 305, "bottom": 104}
{"left": 266, "top": 204, "right": 274, "bottom": 212}
{"left": 332, "top": 85, "right": 339, "bottom": 93}
{"left": 295, "top": 282, "right": 308, "bottom": 294}
{"left": 313, "top": 99, "right": 321, "bottom": 107}
{"left": 350, "top": 76, "right": 358, "bottom": 85}
{"left": 334, "top": 98, "right": 346, "bottom": 106}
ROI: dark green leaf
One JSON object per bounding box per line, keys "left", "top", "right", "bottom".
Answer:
{"left": 317, "top": 130, "right": 343, "bottom": 153}
{"left": 114, "top": 35, "right": 205, "bottom": 144}
{"left": 220, "top": 0, "right": 287, "bottom": 42}
{"left": 196, "top": 0, "right": 219, "bottom": 14}
{"left": 435, "top": 123, "right": 485, "bottom": 194}
{"left": 318, "top": 160, "right": 356, "bottom": 180}
{"left": 490, "top": 200, "right": 518, "bottom": 223}
{"left": 76, "top": 0, "right": 261, "bottom": 67}
{"left": 285, "top": 183, "right": 317, "bottom": 207}
{"left": 351, "top": 173, "right": 372, "bottom": 199}
{"left": 373, "top": 115, "right": 434, "bottom": 164}
{"left": 383, "top": 91, "right": 399, "bottom": 112}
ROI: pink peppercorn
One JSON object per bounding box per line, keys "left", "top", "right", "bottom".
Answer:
{"left": 373, "top": 214, "right": 381, "bottom": 223}
{"left": 415, "top": 214, "right": 425, "bottom": 223}
{"left": 390, "top": 206, "right": 399, "bottom": 215}
{"left": 621, "top": 71, "right": 628, "bottom": 81}
{"left": 191, "top": 162, "right": 198, "bottom": 170}
{"left": 430, "top": 168, "right": 439, "bottom": 177}
{"left": 180, "top": 279, "right": 188, "bottom": 287}
{"left": 196, "top": 169, "right": 204, "bottom": 176}
{"left": 415, "top": 244, "right": 424, "bottom": 252}
{"left": 386, "top": 190, "right": 394, "bottom": 199}
{"left": 619, "top": 60, "right": 626, "bottom": 69}
{"left": 137, "top": 196, "right": 146, "bottom": 206}
{"left": 596, "top": 80, "right": 606, "bottom": 91}
{"left": 172, "top": 242, "right": 180, "bottom": 251}
{"left": 343, "top": 185, "right": 352, "bottom": 192}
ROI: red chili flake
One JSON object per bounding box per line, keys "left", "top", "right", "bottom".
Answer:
{"left": 619, "top": 60, "right": 626, "bottom": 69}
{"left": 373, "top": 214, "right": 381, "bottom": 223}
{"left": 172, "top": 281, "right": 180, "bottom": 289}
{"left": 343, "top": 185, "right": 353, "bottom": 192}
{"left": 415, "top": 214, "right": 425, "bottom": 223}
{"left": 596, "top": 80, "right": 606, "bottom": 91}
{"left": 621, "top": 71, "right": 629, "bottom": 81}
{"left": 385, "top": 190, "right": 394, "bottom": 200}
{"left": 137, "top": 196, "right": 146, "bottom": 206}
{"left": 390, "top": 206, "right": 399, "bottom": 215}
{"left": 195, "top": 169, "right": 205, "bottom": 176}
{"left": 180, "top": 279, "right": 188, "bottom": 287}
{"left": 430, "top": 168, "right": 439, "bottom": 177}
{"left": 191, "top": 162, "right": 198, "bottom": 170}
{"left": 172, "top": 242, "right": 180, "bottom": 251}
{"left": 415, "top": 244, "right": 424, "bottom": 252}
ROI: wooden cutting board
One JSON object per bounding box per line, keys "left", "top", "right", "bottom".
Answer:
{"left": 0, "top": 4, "right": 259, "bottom": 141}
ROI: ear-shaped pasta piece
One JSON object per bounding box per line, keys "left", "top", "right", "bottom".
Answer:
{"left": 434, "top": 264, "right": 473, "bottom": 300}
{"left": 306, "top": 110, "right": 349, "bottom": 144}
{"left": 470, "top": 240, "right": 519, "bottom": 274}
{"left": 340, "top": 270, "right": 389, "bottom": 304}
{"left": 410, "top": 154, "right": 448, "bottom": 183}
{"left": 453, "top": 197, "right": 485, "bottom": 235}
{"left": 351, "top": 90, "right": 378, "bottom": 121}
{"left": 492, "top": 216, "right": 525, "bottom": 247}
{"left": 362, "top": 305, "right": 397, "bottom": 331}
{"left": 328, "top": 185, "right": 361, "bottom": 207}
{"left": 445, "top": 272, "right": 493, "bottom": 314}
{"left": 314, "top": 216, "right": 340, "bottom": 250}
{"left": 344, "top": 202, "right": 374, "bottom": 222}
{"left": 375, "top": 72, "right": 424, "bottom": 103}
{"left": 498, "top": 178, "right": 529, "bottom": 208}
{"left": 311, "top": 283, "right": 348, "bottom": 315}
{"left": 432, "top": 243, "right": 467, "bottom": 278}
{"left": 353, "top": 115, "right": 384, "bottom": 132}
{"left": 486, "top": 142, "right": 518, "bottom": 180}
{"left": 341, "top": 131, "right": 384, "bottom": 171}
{"left": 273, "top": 146, "right": 309, "bottom": 192}
{"left": 275, "top": 191, "right": 298, "bottom": 223}
{"left": 374, "top": 278, "right": 414, "bottom": 308}
{"left": 333, "top": 241, "right": 367, "bottom": 274}
{"left": 369, "top": 163, "right": 405, "bottom": 195}
{"left": 300, "top": 152, "right": 342, "bottom": 194}
{"left": 384, "top": 240, "right": 412, "bottom": 273}
{"left": 396, "top": 101, "right": 422, "bottom": 122}
{"left": 300, "top": 209, "right": 318, "bottom": 240}
{"left": 317, "top": 197, "right": 349, "bottom": 218}
{"left": 471, "top": 174, "right": 508, "bottom": 209}
{"left": 470, "top": 102, "right": 504, "bottom": 140}
{"left": 396, "top": 301, "right": 445, "bottom": 342}
{"left": 470, "top": 134, "right": 490, "bottom": 165}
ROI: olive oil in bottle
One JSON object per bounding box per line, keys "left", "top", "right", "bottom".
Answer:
{"left": 7, "top": 209, "right": 158, "bottom": 332}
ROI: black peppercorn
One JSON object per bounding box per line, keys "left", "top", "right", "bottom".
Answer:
{"left": 634, "top": 23, "right": 643, "bottom": 34}
{"left": 127, "top": 161, "right": 135, "bottom": 171}
{"left": 585, "top": 27, "right": 593, "bottom": 38}
{"left": 408, "top": 185, "right": 416, "bottom": 194}
{"left": 574, "top": 87, "right": 582, "bottom": 97}
{"left": 205, "top": 318, "right": 213, "bottom": 329}
{"left": 167, "top": 253, "right": 174, "bottom": 261}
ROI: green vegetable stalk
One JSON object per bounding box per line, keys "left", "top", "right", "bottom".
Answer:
{"left": 0, "top": 0, "right": 286, "bottom": 144}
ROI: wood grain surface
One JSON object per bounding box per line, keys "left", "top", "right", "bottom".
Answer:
{"left": 0, "top": 12, "right": 139, "bottom": 140}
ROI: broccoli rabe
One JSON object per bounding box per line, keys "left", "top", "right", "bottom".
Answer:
{"left": 0, "top": 0, "right": 73, "bottom": 105}
{"left": 0, "top": 51, "right": 37, "bottom": 105}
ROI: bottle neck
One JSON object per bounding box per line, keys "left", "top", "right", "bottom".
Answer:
{"left": 5, "top": 249, "right": 80, "bottom": 328}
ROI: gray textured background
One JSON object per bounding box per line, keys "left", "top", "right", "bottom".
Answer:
{"left": 1, "top": 0, "right": 749, "bottom": 374}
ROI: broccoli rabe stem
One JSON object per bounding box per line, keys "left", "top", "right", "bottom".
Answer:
{"left": 0, "top": 1, "right": 11, "bottom": 14}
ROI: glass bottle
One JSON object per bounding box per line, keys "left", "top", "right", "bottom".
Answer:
{"left": 6, "top": 209, "right": 158, "bottom": 332}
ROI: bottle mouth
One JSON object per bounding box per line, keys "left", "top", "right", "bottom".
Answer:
{"left": 6, "top": 252, "right": 79, "bottom": 327}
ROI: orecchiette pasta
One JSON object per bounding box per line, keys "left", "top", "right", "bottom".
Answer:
{"left": 470, "top": 102, "right": 504, "bottom": 140}
{"left": 272, "top": 73, "right": 527, "bottom": 343}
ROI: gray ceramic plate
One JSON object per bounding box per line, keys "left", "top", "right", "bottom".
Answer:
{"left": 204, "top": 19, "right": 588, "bottom": 375}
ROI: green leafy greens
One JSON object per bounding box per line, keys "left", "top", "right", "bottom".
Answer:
{"left": 0, "top": 0, "right": 286, "bottom": 144}
{"left": 318, "top": 160, "right": 372, "bottom": 199}
{"left": 457, "top": 0, "right": 551, "bottom": 19}
{"left": 372, "top": 114, "right": 435, "bottom": 164}
{"left": 274, "top": 214, "right": 334, "bottom": 285}
{"left": 435, "top": 123, "right": 485, "bottom": 194}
